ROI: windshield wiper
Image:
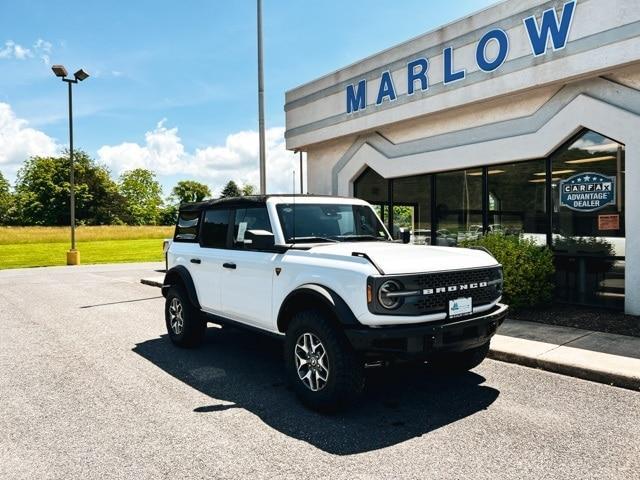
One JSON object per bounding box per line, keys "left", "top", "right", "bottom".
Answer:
{"left": 289, "top": 236, "right": 339, "bottom": 243}
{"left": 335, "top": 234, "right": 389, "bottom": 241}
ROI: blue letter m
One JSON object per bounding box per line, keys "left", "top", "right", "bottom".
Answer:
{"left": 346, "top": 79, "right": 366, "bottom": 114}
{"left": 524, "top": 0, "right": 576, "bottom": 57}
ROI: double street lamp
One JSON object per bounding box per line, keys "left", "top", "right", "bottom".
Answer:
{"left": 51, "top": 64, "right": 89, "bottom": 265}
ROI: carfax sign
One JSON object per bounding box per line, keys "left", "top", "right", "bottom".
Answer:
{"left": 559, "top": 172, "right": 616, "bottom": 212}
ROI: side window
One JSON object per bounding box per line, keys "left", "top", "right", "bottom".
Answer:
{"left": 233, "top": 207, "right": 272, "bottom": 248}
{"left": 174, "top": 210, "right": 200, "bottom": 242}
{"left": 201, "top": 209, "right": 230, "bottom": 248}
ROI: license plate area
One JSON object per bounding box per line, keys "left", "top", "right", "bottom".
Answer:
{"left": 448, "top": 297, "right": 472, "bottom": 318}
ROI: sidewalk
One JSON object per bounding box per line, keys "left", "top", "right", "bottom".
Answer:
{"left": 140, "top": 275, "right": 639, "bottom": 391}
{"left": 491, "top": 319, "right": 640, "bottom": 391}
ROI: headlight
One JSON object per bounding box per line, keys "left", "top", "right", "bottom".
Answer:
{"left": 377, "top": 280, "right": 403, "bottom": 310}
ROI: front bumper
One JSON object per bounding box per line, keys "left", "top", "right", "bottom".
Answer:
{"left": 344, "top": 303, "right": 508, "bottom": 358}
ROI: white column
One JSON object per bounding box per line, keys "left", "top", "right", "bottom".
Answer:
{"left": 624, "top": 141, "right": 640, "bottom": 315}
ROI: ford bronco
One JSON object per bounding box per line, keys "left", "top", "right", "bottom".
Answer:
{"left": 162, "top": 195, "right": 507, "bottom": 411}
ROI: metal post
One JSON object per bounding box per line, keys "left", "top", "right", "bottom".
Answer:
{"left": 257, "top": 0, "right": 266, "bottom": 194}
{"left": 68, "top": 80, "right": 76, "bottom": 251}
{"left": 299, "top": 151, "right": 303, "bottom": 194}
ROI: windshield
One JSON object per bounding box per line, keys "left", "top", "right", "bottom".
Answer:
{"left": 276, "top": 203, "right": 390, "bottom": 243}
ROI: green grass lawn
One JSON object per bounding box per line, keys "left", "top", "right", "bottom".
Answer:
{"left": 0, "top": 227, "right": 170, "bottom": 269}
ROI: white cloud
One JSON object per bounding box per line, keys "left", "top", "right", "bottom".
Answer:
{"left": 33, "top": 38, "right": 52, "bottom": 65}
{"left": 0, "top": 41, "right": 32, "bottom": 60}
{"left": 0, "top": 39, "right": 53, "bottom": 64}
{"left": 98, "top": 120, "right": 301, "bottom": 195}
{"left": 0, "top": 102, "right": 59, "bottom": 179}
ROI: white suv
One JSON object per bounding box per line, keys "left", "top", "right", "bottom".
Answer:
{"left": 163, "top": 195, "right": 507, "bottom": 411}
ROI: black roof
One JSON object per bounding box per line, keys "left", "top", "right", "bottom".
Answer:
{"left": 178, "top": 194, "right": 353, "bottom": 212}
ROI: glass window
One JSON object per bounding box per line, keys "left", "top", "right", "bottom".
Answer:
{"left": 174, "top": 210, "right": 200, "bottom": 242}
{"left": 435, "top": 168, "right": 483, "bottom": 246}
{"left": 233, "top": 206, "right": 272, "bottom": 247}
{"left": 488, "top": 159, "right": 547, "bottom": 245}
{"left": 551, "top": 131, "right": 625, "bottom": 251}
{"left": 392, "top": 175, "right": 432, "bottom": 244}
{"left": 276, "top": 203, "right": 389, "bottom": 243}
{"left": 354, "top": 167, "right": 387, "bottom": 203}
{"left": 201, "top": 208, "right": 230, "bottom": 248}
{"left": 354, "top": 167, "right": 390, "bottom": 227}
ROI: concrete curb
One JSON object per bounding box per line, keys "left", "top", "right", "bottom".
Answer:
{"left": 489, "top": 328, "right": 640, "bottom": 391}
{"left": 488, "top": 348, "right": 640, "bottom": 391}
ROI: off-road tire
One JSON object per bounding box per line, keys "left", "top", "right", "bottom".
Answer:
{"left": 165, "top": 285, "right": 206, "bottom": 348}
{"left": 428, "top": 341, "right": 490, "bottom": 373}
{"left": 285, "top": 310, "right": 364, "bottom": 412}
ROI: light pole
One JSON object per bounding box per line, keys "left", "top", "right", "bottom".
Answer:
{"left": 257, "top": 0, "right": 266, "bottom": 194}
{"left": 51, "top": 64, "right": 90, "bottom": 266}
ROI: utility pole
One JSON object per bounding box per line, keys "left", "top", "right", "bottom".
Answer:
{"left": 257, "top": 0, "right": 267, "bottom": 194}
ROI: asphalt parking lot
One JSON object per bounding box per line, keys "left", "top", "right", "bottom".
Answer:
{"left": 1, "top": 263, "right": 639, "bottom": 479}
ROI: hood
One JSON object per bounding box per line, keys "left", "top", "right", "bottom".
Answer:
{"left": 306, "top": 242, "right": 498, "bottom": 275}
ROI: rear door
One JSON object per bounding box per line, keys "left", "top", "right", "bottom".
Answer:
{"left": 219, "top": 205, "right": 278, "bottom": 330}
{"left": 193, "top": 207, "right": 232, "bottom": 315}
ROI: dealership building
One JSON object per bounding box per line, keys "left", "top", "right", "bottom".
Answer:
{"left": 285, "top": 0, "right": 640, "bottom": 315}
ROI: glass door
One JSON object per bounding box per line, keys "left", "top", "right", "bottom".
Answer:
{"left": 550, "top": 130, "right": 625, "bottom": 308}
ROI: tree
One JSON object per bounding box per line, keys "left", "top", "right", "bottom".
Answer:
{"left": 170, "top": 180, "right": 211, "bottom": 204}
{"left": 220, "top": 180, "right": 241, "bottom": 198}
{"left": 13, "top": 151, "right": 124, "bottom": 226}
{"left": 119, "top": 168, "right": 163, "bottom": 225}
{"left": 158, "top": 204, "right": 179, "bottom": 226}
{"left": 0, "top": 171, "right": 13, "bottom": 225}
{"left": 241, "top": 183, "right": 256, "bottom": 196}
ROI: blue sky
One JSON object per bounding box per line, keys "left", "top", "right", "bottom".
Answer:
{"left": 0, "top": 0, "right": 495, "bottom": 195}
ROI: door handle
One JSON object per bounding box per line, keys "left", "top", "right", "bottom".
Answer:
{"left": 223, "top": 262, "right": 236, "bottom": 270}
{"left": 190, "top": 258, "right": 201, "bottom": 264}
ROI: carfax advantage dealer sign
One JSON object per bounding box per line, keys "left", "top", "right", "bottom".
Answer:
{"left": 559, "top": 172, "right": 616, "bottom": 212}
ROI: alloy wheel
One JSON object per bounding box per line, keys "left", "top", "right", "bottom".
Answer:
{"left": 295, "top": 332, "right": 330, "bottom": 391}
{"left": 169, "top": 297, "right": 184, "bottom": 335}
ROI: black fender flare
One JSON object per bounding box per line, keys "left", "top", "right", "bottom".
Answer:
{"left": 277, "top": 284, "right": 360, "bottom": 333}
{"left": 162, "top": 265, "right": 201, "bottom": 309}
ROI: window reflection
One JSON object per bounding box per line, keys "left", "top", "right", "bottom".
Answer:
{"left": 435, "top": 169, "right": 483, "bottom": 246}
{"left": 353, "top": 167, "right": 389, "bottom": 228}
{"left": 393, "top": 175, "right": 431, "bottom": 244}
{"left": 488, "top": 159, "right": 547, "bottom": 246}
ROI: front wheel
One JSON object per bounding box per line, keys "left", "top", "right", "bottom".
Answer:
{"left": 428, "top": 341, "right": 490, "bottom": 373}
{"left": 165, "top": 285, "right": 206, "bottom": 348}
{"left": 284, "top": 310, "right": 364, "bottom": 412}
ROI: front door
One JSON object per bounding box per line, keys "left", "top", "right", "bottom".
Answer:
{"left": 219, "top": 206, "right": 277, "bottom": 330}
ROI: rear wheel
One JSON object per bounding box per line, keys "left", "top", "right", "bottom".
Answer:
{"left": 165, "top": 285, "right": 206, "bottom": 348}
{"left": 284, "top": 310, "right": 364, "bottom": 412}
{"left": 428, "top": 341, "right": 490, "bottom": 373}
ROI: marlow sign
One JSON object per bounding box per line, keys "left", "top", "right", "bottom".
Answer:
{"left": 559, "top": 172, "right": 616, "bottom": 212}
{"left": 346, "top": 0, "right": 577, "bottom": 114}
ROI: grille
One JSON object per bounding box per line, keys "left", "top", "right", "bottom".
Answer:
{"left": 372, "top": 266, "right": 502, "bottom": 317}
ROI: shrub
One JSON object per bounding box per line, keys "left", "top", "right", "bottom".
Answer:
{"left": 460, "top": 233, "right": 555, "bottom": 310}
{"left": 553, "top": 235, "right": 615, "bottom": 256}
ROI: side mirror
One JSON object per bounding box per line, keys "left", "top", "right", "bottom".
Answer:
{"left": 244, "top": 229, "right": 275, "bottom": 250}
{"left": 399, "top": 228, "right": 411, "bottom": 244}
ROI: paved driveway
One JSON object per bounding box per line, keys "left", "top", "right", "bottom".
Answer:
{"left": 1, "top": 263, "right": 639, "bottom": 479}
